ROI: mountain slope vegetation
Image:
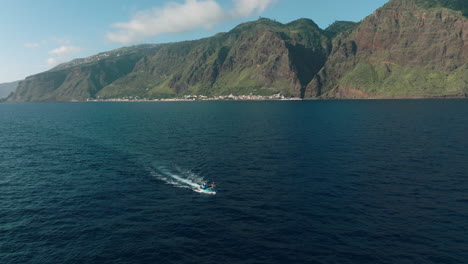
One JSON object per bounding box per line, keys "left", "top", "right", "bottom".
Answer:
{"left": 10, "top": 19, "right": 330, "bottom": 101}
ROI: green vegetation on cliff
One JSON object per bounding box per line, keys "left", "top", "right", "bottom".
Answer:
{"left": 12, "top": 45, "right": 158, "bottom": 102}
{"left": 325, "top": 21, "right": 360, "bottom": 38}
{"left": 415, "top": 0, "right": 468, "bottom": 17}
{"left": 336, "top": 63, "right": 467, "bottom": 97}
{"left": 10, "top": 18, "right": 330, "bottom": 101}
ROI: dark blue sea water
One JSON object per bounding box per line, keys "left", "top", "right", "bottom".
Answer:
{"left": 0, "top": 100, "right": 467, "bottom": 264}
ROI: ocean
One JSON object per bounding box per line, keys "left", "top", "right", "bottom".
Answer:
{"left": 0, "top": 100, "right": 467, "bottom": 264}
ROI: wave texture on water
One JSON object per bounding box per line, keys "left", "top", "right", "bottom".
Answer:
{"left": 0, "top": 100, "right": 467, "bottom": 264}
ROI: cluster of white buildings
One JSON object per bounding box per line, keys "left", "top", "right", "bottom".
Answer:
{"left": 87, "top": 93, "right": 301, "bottom": 102}
{"left": 184, "top": 93, "right": 300, "bottom": 101}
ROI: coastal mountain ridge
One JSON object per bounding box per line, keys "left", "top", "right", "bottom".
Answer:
{"left": 7, "top": 0, "right": 468, "bottom": 102}
{"left": 0, "top": 80, "right": 19, "bottom": 99}
{"left": 307, "top": 0, "right": 468, "bottom": 98}
{"left": 10, "top": 18, "right": 332, "bottom": 101}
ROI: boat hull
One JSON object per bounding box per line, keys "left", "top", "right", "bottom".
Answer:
{"left": 194, "top": 188, "right": 217, "bottom": 195}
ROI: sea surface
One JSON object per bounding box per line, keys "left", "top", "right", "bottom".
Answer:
{"left": 0, "top": 100, "right": 467, "bottom": 264}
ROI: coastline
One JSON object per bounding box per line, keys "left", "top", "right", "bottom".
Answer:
{"left": 3, "top": 93, "right": 467, "bottom": 103}
{"left": 84, "top": 95, "right": 468, "bottom": 103}
{"left": 85, "top": 94, "right": 303, "bottom": 102}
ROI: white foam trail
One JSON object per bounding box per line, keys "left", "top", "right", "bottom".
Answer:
{"left": 149, "top": 165, "right": 205, "bottom": 190}
{"left": 165, "top": 171, "right": 199, "bottom": 188}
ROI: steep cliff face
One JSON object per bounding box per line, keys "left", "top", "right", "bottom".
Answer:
{"left": 10, "top": 45, "right": 157, "bottom": 102}
{"left": 307, "top": 0, "right": 468, "bottom": 98}
{"left": 98, "top": 18, "right": 329, "bottom": 99}
{"left": 10, "top": 18, "right": 330, "bottom": 101}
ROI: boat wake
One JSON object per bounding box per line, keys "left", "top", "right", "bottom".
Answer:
{"left": 149, "top": 165, "right": 205, "bottom": 191}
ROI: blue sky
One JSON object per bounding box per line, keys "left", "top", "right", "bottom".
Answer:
{"left": 0, "top": 0, "right": 388, "bottom": 83}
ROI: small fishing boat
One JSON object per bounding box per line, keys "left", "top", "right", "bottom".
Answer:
{"left": 194, "top": 182, "right": 217, "bottom": 195}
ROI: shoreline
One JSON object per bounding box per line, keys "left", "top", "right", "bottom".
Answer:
{"left": 3, "top": 94, "right": 467, "bottom": 103}
{"left": 85, "top": 94, "right": 303, "bottom": 102}
{"left": 84, "top": 95, "right": 468, "bottom": 103}
{"left": 84, "top": 98, "right": 304, "bottom": 102}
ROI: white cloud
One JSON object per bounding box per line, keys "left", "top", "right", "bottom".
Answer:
{"left": 24, "top": 42, "right": 40, "bottom": 49}
{"left": 107, "top": 0, "right": 275, "bottom": 44}
{"left": 46, "top": 57, "right": 61, "bottom": 66}
{"left": 232, "top": 0, "right": 276, "bottom": 17}
{"left": 49, "top": 45, "right": 81, "bottom": 56}
{"left": 46, "top": 45, "right": 82, "bottom": 67}
{"left": 107, "top": 0, "right": 224, "bottom": 44}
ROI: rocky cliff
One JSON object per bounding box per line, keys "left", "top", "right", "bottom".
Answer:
{"left": 99, "top": 18, "right": 330, "bottom": 99}
{"left": 10, "top": 45, "right": 158, "bottom": 102}
{"left": 10, "top": 19, "right": 330, "bottom": 101}
{"left": 307, "top": 0, "right": 468, "bottom": 98}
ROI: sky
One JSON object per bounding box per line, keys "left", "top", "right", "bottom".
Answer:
{"left": 0, "top": 0, "right": 388, "bottom": 83}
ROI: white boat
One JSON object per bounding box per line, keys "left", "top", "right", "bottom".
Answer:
{"left": 194, "top": 187, "right": 217, "bottom": 195}
{"left": 195, "top": 182, "right": 217, "bottom": 195}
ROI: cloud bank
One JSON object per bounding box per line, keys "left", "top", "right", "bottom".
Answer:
{"left": 107, "top": 0, "right": 276, "bottom": 44}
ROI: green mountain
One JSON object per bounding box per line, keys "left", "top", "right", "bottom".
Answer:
{"left": 10, "top": 45, "right": 158, "bottom": 102}
{"left": 415, "top": 0, "right": 467, "bottom": 17}
{"left": 306, "top": 0, "right": 468, "bottom": 98}
{"left": 324, "top": 21, "right": 360, "bottom": 38}
{"left": 0, "top": 80, "right": 19, "bottom": 99}
{"left": 7, "top": 0, "right": 468, "bottom": 101}
{"left": 10, "top": 18, "right": 330, "bottom": 101}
